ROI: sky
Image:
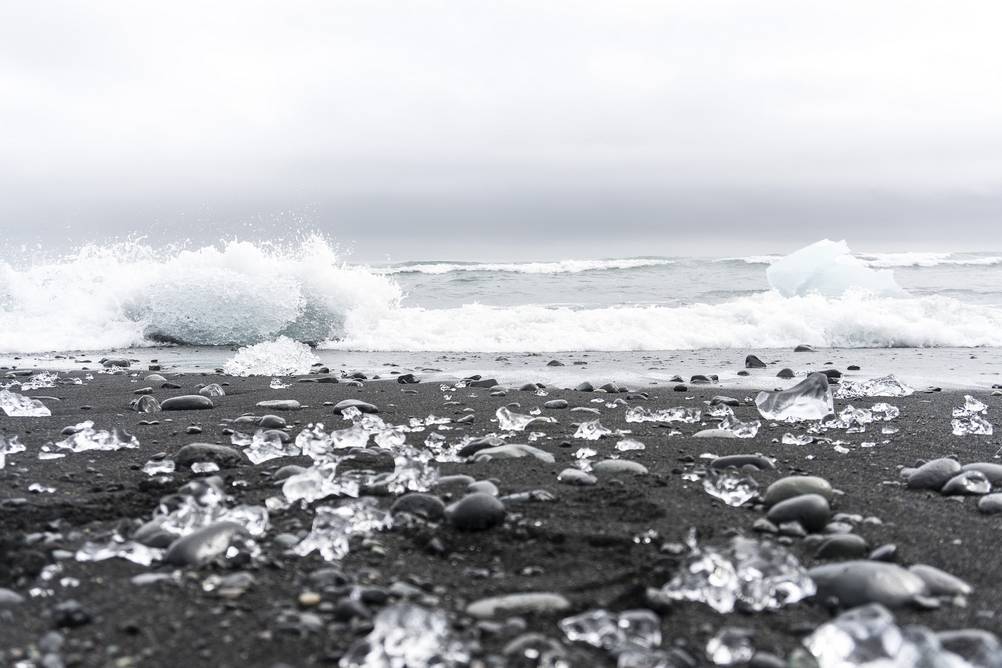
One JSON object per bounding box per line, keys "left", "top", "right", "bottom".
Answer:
{"left": 2, "top": 1, "right": 1001, "bottom": 260}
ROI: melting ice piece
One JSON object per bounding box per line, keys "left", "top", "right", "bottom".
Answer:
{"left": 269, "top": 378, "right": 291, "bottom": 389}
{"left": 956, "top": 395, "right": 989, "bottom": 416}
{"left": 496, "top": 406, "right": 556, "bottom": 431}
{"left": 702, "top": 471, "right": 759, "bottom": 507}
{"left": 616, "top": 438, "right": 646, "bottom": 452}
{"left": 660, "top": 535, "right": 815, "bottom": 614}
{"left": 781, "top": 433, "right": 813, "bottom": 445}
{"left": 142, "top": 458, "right": 176, "bottom": 476}
{"left": 130, "top": 395, "right": 161, "bottom": 413}
{"left": 559, "top": 608, "right": 662, "bottom": 655}
{"left": 19, "top": 372, "right": 59, "bottom": 390}
{"left": 835, "top": 375, "right": 914, "bottom": 399}
{"left": 75, "top": 537, "right": 162, "bottom": 566}
{"left": 293, "top": 499, "right": 391, "bottom": 561}
{"left": 625, "top": 406, "right": 701, "bottom": 424}
{"left": 799, "top": 603, "right": 984, "bottom": 668}
{"left": 870, "top": 402, "right": 900, "bottom": 421}
{"left": 283, "top": 462, "right": 360, "bottom": 503}
{"left": 838, "top": 405, "right": 873, "bottom": 433}
{"left": 222, "top": 336, "right": 320, "bottom": 376}
{"left": 0, "top": 434, "right": 26, "bottom": 469}
{"left": 191, "top": 462, "right": 220, "bottom": 473}
{"left": 55, "top": 421, "right": 139, "bottom": 452}
{"left": 339, "top": 604, "right": 470, "bottom": 668}
{"left": 231, "top": 429, "right": 301, "bottom": 464}
{"left": 574, "top": 419, "right": 613, "bottom": 440}
{"left": 755, "top": 373, "right": 833, "bottom": 422}
{"left": 156, "top": 479, "right": 269, "bottom": 538}
{"left": 719, "top": 411, "right": 760, "bottom": 439}
{"left": 706, "top": 627, "right": 754, "bottom": 666}
{"left": 952, "top": 395, "right": 993, "bottom": 436}
{"left": 0, "top": 389, "right": 51, "bottom": 417}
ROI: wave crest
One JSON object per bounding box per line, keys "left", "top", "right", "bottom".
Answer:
{"left": 377, "top": 258, "right": 674, "bottom": 275}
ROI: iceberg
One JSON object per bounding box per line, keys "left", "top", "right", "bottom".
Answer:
{"left": 767, "top": 240, "right": 903, "bottom": 298}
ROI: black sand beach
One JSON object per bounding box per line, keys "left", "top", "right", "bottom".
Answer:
{"left": 1, "top": 362, "right": 1001, "bottom": 666}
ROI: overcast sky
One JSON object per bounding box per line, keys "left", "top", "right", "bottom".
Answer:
{"left": 2, "top": 1, "right": 1001, "bottom": 260}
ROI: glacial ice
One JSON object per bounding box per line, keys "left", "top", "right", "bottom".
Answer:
{"left": 0, "top": 434, "right": 26, "bottom": 469}
{"left": 559, "top": 608, "right": 662, "bottom": 657}
{"left": 718, "top": 409, "right": 761, "bottom": 438}
{"left": 0, "top": 389, "right": 51, "bottom": 417}
{"left": 339, "top": 604, "right": 470, "bottom": 668}
{"left": 705, "top": 627, "right": 754, "bottom": 666}
{"left": 755, "top": 373, "right": 834, "bottom": 422}
{"left": 574, "top": 419, "right": 614, "bottom": 440}
{"left": 497, "top": 406, "right": 557, "bottom": 431}
{"left": 231, "top": 429, "right": 301, "bottom": 464}
{"left": 293, "top": 499, "right": 391, "bottom": 561}
{"left": 952, "top": 395, "right": 993, "bottom": 436}
{"left": 222, "top": 336, "right": 320, "bottom": 376}
{"left": 766, "top": 239, "right": 902, "bottom": 298}
{"left": 835, "top": 375, "right": 914, "bottom": 399}
{"left": 75, "top": 536, "right": 162, "bottom": 567}
{"left": 625, "top": 406, "right": 701, "bottom": 424}
{"left": 55, "top": 421, "right": 139, "bottom": 453}
{"left": 702, "top": 471, "right": 759, "bottom": 507}
{"left": 660, "top": 534, "right": 815, "bottom": 614}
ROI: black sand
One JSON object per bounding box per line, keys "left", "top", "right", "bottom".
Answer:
{"left": 1, "top": 368, "right": 1001, "bottom": 666}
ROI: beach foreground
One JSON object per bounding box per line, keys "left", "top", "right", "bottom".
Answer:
{"left": 1, "top": 363, "right": 1001, "bottom": 666}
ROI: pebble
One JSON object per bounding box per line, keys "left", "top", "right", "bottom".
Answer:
{"left": 544, "top": 399, "right": 569, "bottom": 409}
{"left": 390, "top": 493, "right": 446, "bottom": 521}
{"left": 591, "top": 459, "right": 648, "bottom": 476}
{"left": 0, "top": 587, "right": 24, "bottom": 607}
{"left": 333, "top": 399, "right": 379, "bottom": 414}
{"left": 763, "top": 476, "right": 833, "bottom": 508}
{"left": 905, "top": 458, "right": 962, "bottom": 490}
{"left": 557, "top": 468, "right": 597, "bottom": 486}
{"left": 174, "top": 443, "right": 245, "bottom": 468}
{"left": 745, "top": 355, "right": 767, "bottom": 369}
{"left": 161, "top": 395, "right": 214, "bottom": 411}
{"left": 472, "top": 443, "right": 555, "bottom": 463}
{"left": 466, "top": 592, "right": 571, "bottom": 619}
{"left": 766, "top": 494, "right": 830, "bottom": 533}
{"left": 710, "top": 454, "right": 775, "bottom": 471}
{"left": 164, "top": 522, "right": 245, "bottom": 566}
{"left": 256, "top": 399, "right": 301, "bottom": 411}
{"left": 940, "top": 470, "right": 991, "bottom": 496}
{"left": 814, "top": 534, "right": 868, "bottom": 560}
{"left": 776, "top": 368, "right": 795, "bottom": 379}
{"left": 468, "top": 480, "right": 500, "bottom": 496}
{"left": 908, "top": 564, "right": 972, "bottom": 596}
{"left": 977, "top": 493, "right": 1002, "bottom": 514}
{"left": 960, "top": 462, "right": 1002, "bottom": 484}
{"left": 809, "top": 561, "right": 928, "bottom": 608}
{"left": 446, "top": 493, "right": 507, "bottom": 531}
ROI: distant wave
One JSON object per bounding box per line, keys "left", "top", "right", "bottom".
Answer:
{"left": 375, "top": 258, "right": 675, "bottom": 275}
{"left": 719, "top": 251, "right": 1002, "bottom": 268}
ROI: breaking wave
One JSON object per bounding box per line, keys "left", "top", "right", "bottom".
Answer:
{"left": 376, "top": 258, "right": 674, "bottom": 275}
{"left": 723, "top": 251, "right": 1002, "bottom": 269}
{"left": 1, "top": 236, "right": 1001, "bottom": 354}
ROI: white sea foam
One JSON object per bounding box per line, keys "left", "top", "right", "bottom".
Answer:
{"left": 858, "top": 252, "right": 1002, "bottom": 268}
{"left": 323, "top": 292, "right": 1002, "bottom": 352}
{"left": 377, "top": 258, "right": 674, "bottom": 275}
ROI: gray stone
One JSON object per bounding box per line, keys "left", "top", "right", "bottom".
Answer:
{"left": 809, "top": 561, "right": 927, "bottom": 608}
{"left": 763, "top": 476, "right": 833, "bottom": 508}
{"left": 446, "top": 493, "right": 507, "bottom": 531}
{"left": 544, "top": 399, "right": 569, "bottom": 409}
{"left": 333, "top": 399, "right": 379, "bottom": 414}
{"left": 0, "top": 588, "right": 25, "bottom": 607}
{"left": 164, "top": 522, "right": 244, "bottom": 566}
{"left": 472, "top": 444, "right": 555, "bottom": 464}
{"left": 391, "top": 493, "right": 446, "bottom": 521}
{"left": 814, "top": 534, "right": 868, "bottom": 560}
{"left": 174, "top": 443, "right": 245, "bottom": 467}
{"left": 710, "top": 454, "right": 776, "bottom": 471}
{"left": 766, "top": 494, "right": 830, "bottom": 533}
{"left": 161, "top": 395, "right": 214, "bottom": 411}
{"left": 906, "top": 458, "right": 962, "bottom": 490}
{"left": 909, "top": 564, "right": 972, "bottom": 597}
{"left": 940, "top": 470, "right": 991, "bottom": 496}
{"left": 256, "top": 399, "right": 301, "bottom": 411}
{"left": 557, "top": 468, "right": 597, "bottom": 486}
{"left": 745, "top": 355, "right": 767, "bottom": 369}
{"left": 961, "top": 462, "right": 1002, "bottom": 484}
{"left": 978, "top": 493, "right": 1002, "bottom": 514}
{"left": 466, "top": 592, "right": 571, "bottom": 619}
{"left": 591, "top": 459, "right": 648, "bottom": 476}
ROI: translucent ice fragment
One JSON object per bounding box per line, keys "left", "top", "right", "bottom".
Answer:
{"left": 0, "top": 389, "right": 51, "bottom": 417}
{"left": 953, "top": 414, "right": 993, "bottom": 436}
{"left": 838, "top": 405, "right": 873, "bottom": 433}
{"left": 660, "top": 535, "right": 815, "bottom": 614}
{"left": 19, "top": 372, "right": 59, "bottom": 390}
{"left": 232, "top": 429, "right": 301, "bottom": 464}
{"left": 191, "top": 462, "right": 220, "bottom": 473}
{"left": 955, "top": 395, "right": 988, "bottom": 416}
{"left": 800, "top": 604, "right": 972, "bottom": 668}
{"left": 706, "top": 627, "right": 754, "bottom": 666}
{"left": 75, "top": 536, "right": 162, "bottom": 566}
{"left": 0, "top": 434, "right": 26, "bottom": 469}
{"left": 781, "top": 433, "right": 813, "bottom": 445}
{"left": 222, "top": 336, "right": 319, "bottom": 377}
{"left": 142, "top": 458, "right": 176, "bottom": 476}
{"left": 702, "top": 471, "right": 759, "bottom": 507}
{"left": 574, "top": 419, "right": 613, "bottom": 440}
{"left": 497, "top": 406, "right": 556, "bottom": 431}
{"left": 719, "top": 412, "right": 760, "bottom": 439}
{"left": 835, "top": 375, "right": 914, "bottom": 400}
{"left": 626, "top": 406, "right": 701, "bottom": 424}
{"left": 294, "top": 499, "right": 391, "bottom": 561}
{"left": 755, "top": 373, "right": 833, "bottom": 422}
{"left": 870, "top": 402, "right": 900, "bottom": 421}
{"left": 269, "top": 377, "right": 290, "bottom": 389}
{"left": 283, "top": 462, "right": 360, "bottom": 503}
{"left": 616, "top": 438, "right": 646, "bottom": 452}
{"left": 130, "top": 395, "right": 161, "bottom": 413}
{"left": 55, "top": 421, "right": 139, "bottom": 452}
{"left": 559, "top": 608, "right": 661, "bottom": 655}
{"left": 339, "top": 604, "right": 470, "bottom": 668}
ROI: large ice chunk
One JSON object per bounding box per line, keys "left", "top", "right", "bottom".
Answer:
{"left": 0, "top": 389, "right": 51, "bottom": 417}
{"left": 835, "top": 375, "right": 914, "bottom": 400}
{"left": 0, "top": 434, "right": 26, "bottom": 469}
{"left": 766, "top": 240, "right": 902, "bottom": 297}
{"left": 294, "top": 499, "right": 391, "bottom": 561}
{"left": 755, "top": 373, "right": 834, "bottom": 422}
{"left": 660, "top": 534, "right": 815, "bottom": 614}
{"left": 55, "top": 421, "right": 139, "bottom": 452}
{"left": 222, "top": 336, "right": 320, "bottom": 376}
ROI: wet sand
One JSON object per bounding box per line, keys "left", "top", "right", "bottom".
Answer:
{"left": 1, "top": 368, "right": 1001, "bottom": 666}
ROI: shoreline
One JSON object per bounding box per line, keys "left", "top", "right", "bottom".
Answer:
{"left": 1, "top": 368, "right": 1001, "bottom": 665}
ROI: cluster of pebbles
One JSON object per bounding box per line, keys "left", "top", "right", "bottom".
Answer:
{"left": 0, "top": 355, "right": 1000, "bottom": 667}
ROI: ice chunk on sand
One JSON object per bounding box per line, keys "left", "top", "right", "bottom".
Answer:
{"left": 222, "top": 336, "right": 319, "bottom": 376}
{"left": 766, "top": 239, "right": 902, "bottom": 297}
{"left": 0, "top": 389, "right": 51, "bottom": 417}
{"left": 339, "top": 604, "right": 470, "bottom": 668}
{"left": 755, "top": 373, "right": 834, "bottom": 422}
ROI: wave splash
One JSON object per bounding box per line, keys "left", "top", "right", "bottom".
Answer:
{"left": 0, "top": 236, "right": 401, "bottom": 352}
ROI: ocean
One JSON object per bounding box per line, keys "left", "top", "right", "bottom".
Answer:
{"left": 2, "top": 236, "right": 1002, "bottom": 357}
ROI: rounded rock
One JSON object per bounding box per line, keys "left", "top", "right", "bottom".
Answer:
{"left": 447, "top": 493, "right": 507, "bottom": 531}
{"left": 766, "top": 494, "right": 830, "bottom": 533}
